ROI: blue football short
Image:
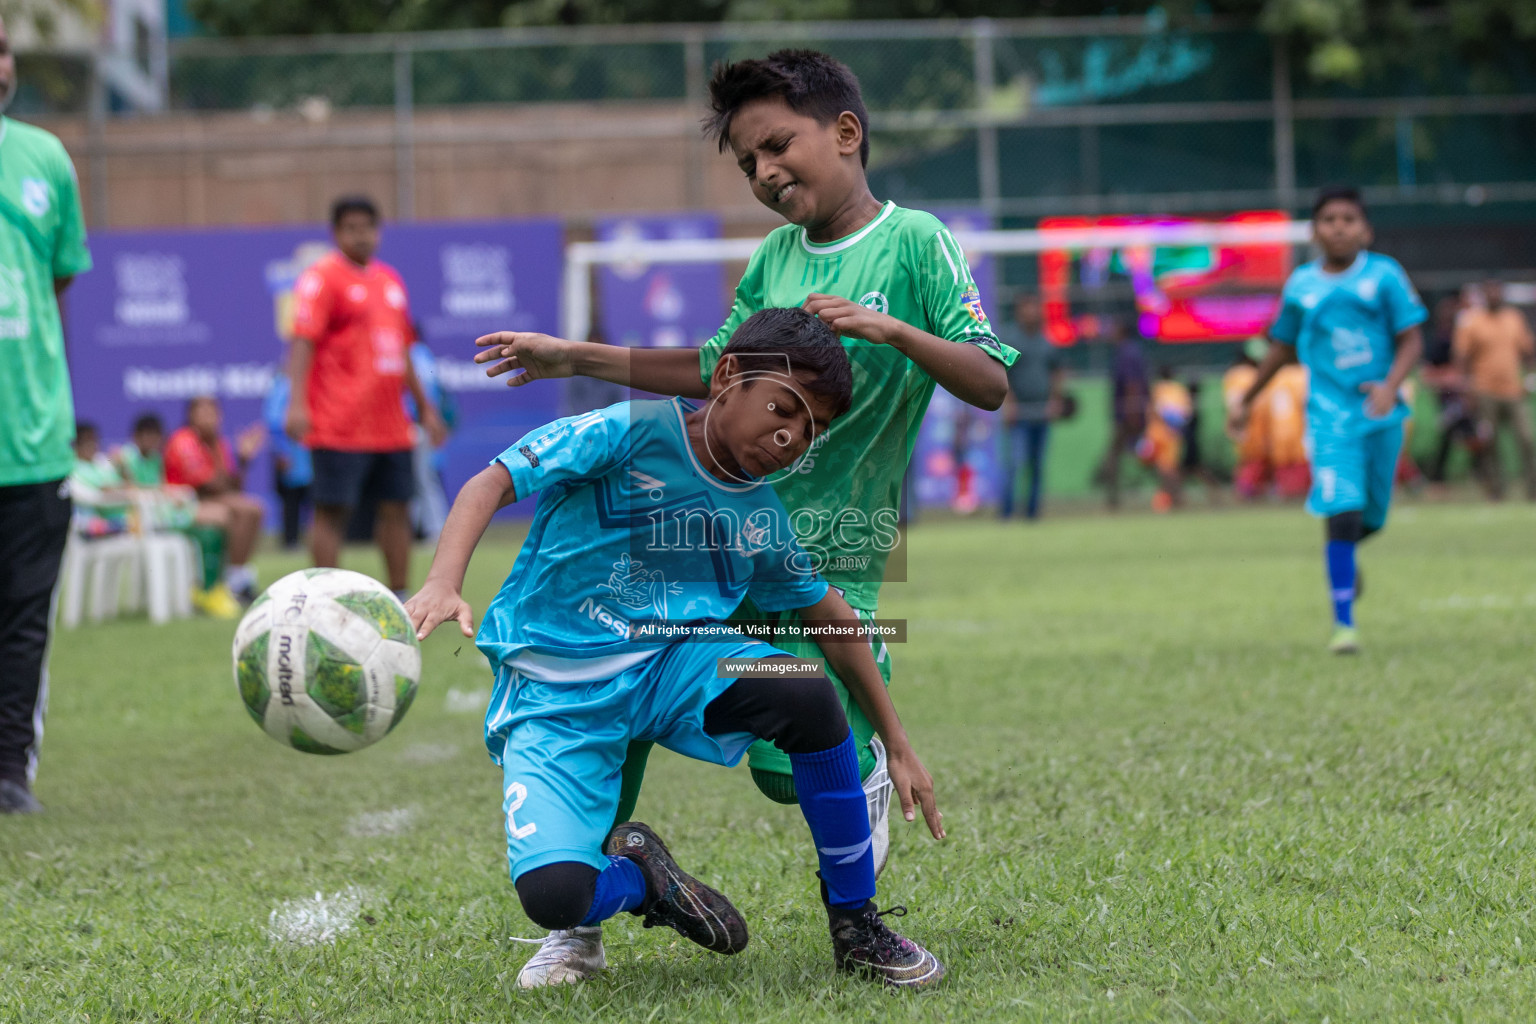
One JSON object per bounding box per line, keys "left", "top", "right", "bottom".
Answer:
{"left": 483, "top": 635, "right": 783, "bottom": 881}
{"left": 1305, "top": 421, "right": 1405, "bottom": 530}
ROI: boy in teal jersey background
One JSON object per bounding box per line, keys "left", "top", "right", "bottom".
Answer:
{"left": 474, "top": 50, "right": 1012, "bottom": 983}
{"left": 1231, "top": 186, "right": 1426, "bottom": 655}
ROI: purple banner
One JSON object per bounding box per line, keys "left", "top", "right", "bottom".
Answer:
{"left": 596, "top": 214, "right": 723, "bottom": 350}
{"left": 911, "top": 210, "right": 1004, "bottom": 511}
{"left": 64, "top": 218, "right": 565, "bottom": 521}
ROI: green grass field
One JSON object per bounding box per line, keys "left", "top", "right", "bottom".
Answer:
{"left": 6, "top": 502, "right": 1536, "bottom": 1022}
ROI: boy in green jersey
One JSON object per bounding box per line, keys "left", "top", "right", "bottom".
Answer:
{"left": 0, "top": 13, "right": 94, "bottom": 814}
{"left": 475, "top": 51, "right": 1014, "bottom": 985}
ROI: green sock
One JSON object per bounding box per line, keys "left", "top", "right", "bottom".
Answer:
{"left": 185, "top": 525, "right": 224, "bottom": 590}
{"left": 750, "top": 743, "right": 877, "bottom": 806}
{"left": 611, "top": 740, "right": 654, "bottom": 826}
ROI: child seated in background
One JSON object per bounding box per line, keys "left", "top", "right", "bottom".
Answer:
{"left": 115, "top": 413, "right": 198, "bottom": 531}
{"left": 164, "top": 396, "right": 267, "bottom": 617}
{"left": 70, "top": 422, "right": 132, "bottom": 538}
{"left": 117, "top": 411, "right": 241, "bottom": 618}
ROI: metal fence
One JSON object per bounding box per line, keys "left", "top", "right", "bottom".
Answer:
{"left": 23, "top": 16, "right": 1536, "bottom": 232}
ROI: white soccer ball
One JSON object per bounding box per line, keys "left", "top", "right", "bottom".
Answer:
{"left": 232, "top": 568, "right": 421, "bottom": 755}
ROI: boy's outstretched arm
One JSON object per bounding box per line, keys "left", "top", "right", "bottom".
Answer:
{"left": 405, "top": 464, "right": 518, "bottom": 641}
{"left": 796, "top": 588, "right": 946, "bottom": 840}
{"left": 473, "top": 332, "right": 709, "bottom": 399}
{"left": 802, "top": 294, "right": 1007, "bottom": 410}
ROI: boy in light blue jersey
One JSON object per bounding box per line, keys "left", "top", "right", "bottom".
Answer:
{"left": 1232, "top": 186, "right": 1426, "bottom": 654}
{"left": 406, "top": 309, "right": 946, "bottom": 989}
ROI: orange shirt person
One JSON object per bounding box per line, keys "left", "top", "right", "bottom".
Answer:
{"left": 285, "top": 196, "right": 446, "bottom": 597}
{"left": 1453, "top": 280, "right": 1536, "bottom": 500}
{"left": 164, "top": 395, "right": 266, "bottom": 613}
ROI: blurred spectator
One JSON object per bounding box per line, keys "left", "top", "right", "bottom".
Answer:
{"left": 997, "top": 293, "right": 1062, "bottom": 520}
{"left": 1421, "top": 294, "right": 1479, "bottom": 489}
{"left": 407, "top": 338, "right": 455, "bottom": 541}
{"left": 285, "top": 195, "right": 446, "bottom": 599}
{"left": 1180, "top": 376, "right": 1222, "bottom": 503}
{"left": 263, "top": 374, "right": 313, "bottom": 551}
{"left": 1454, "top": 280, "right": 1536, "bottom": 500}
{"left": 1099, "top": 320, "right": 1148, "bottom": 510}
{"left": 69, "top": 423, "right": 130, "bottom": 538}
{"left": 114, "top": 412, "right": 199, "bottom": 532}
{"left": 1140, "top": 366, "right": 1191, "bottom": 511}
{"left": 1224, "top": 344, "right": 1270, "bottom": 498}
{"left": 1268, "top": 364, "right": 1311, "bottom": 500}
{"left": 165, "top": 396, "right": 266, "bottom": 614}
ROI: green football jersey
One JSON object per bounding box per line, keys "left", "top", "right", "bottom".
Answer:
{"left": 0, "top": 117, "right": 92, "bottom": 487}
{"left": 699, "top": 201, "right": 1015, "bottom": 611}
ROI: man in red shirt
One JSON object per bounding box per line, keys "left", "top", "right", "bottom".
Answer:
{"left": 285, "top": 196, "right": 445, "bottom": 598}
{"left": 165, "top": 395, "right": 266, "bottom": 614}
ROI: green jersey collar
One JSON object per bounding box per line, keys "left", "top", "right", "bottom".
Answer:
{"left": 798, "top": 200, "right": 896, "bottom": 256}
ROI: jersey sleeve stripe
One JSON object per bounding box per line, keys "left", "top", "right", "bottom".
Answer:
{"left": 933, "top": 230, "right": 961, "bottom": 285}
{"left": 939, "top": 229, "right": 979, "bottom": 290}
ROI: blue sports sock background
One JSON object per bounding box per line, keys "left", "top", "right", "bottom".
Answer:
{"left": 1326, "top": 540, "right": 1356, "bottom": 627}
{"left": 789, "top": 731, "right": 875, "bottom": 909}
{"left": 579, "top": 855, "right": 647, "bottom": 926}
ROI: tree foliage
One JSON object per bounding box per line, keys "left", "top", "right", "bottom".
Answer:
{"left": 185, "top": 0, "right": 1536, "bottom": 87}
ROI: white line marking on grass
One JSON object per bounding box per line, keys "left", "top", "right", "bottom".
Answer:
{"left": 446, "top": 688, "right": 489, "bottom": 713}
{"left": 1418, "top": 593, "right": 1536, "bottom": 611}
{"left": 267, "top": 886, "right": 372, "bottom": 946}
{"left": 346, "top": 807, "right": 416, "bottom": 838}
{"left": 398, "top": 742, "right": 459, "bottom": 764}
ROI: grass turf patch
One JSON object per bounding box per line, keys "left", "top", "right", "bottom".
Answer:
{"left": 4, "top": 503, "right": 1536, "bottom": 1022}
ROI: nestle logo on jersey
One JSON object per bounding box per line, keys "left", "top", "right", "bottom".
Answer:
{"left": 578, "top": 597, "right": 629, "bottom": 637}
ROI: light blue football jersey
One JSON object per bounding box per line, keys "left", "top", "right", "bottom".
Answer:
{"left": 1269, "top": 251, "right": 1427, "bottom": 436}
{"left": 475, "top": 398, "right": 829, "bottom": 682}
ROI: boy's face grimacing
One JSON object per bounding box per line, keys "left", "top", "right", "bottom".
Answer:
{"left": 707, "top": 364, "right": 839, "bottom": 480}
{"left": 1313, "top": 199, "right": 1372, "bottom": 266}
{"left": 728, "top": 97, "right": 863, "bottom": 232}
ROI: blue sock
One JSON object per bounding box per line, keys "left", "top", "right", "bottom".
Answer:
{"left": 1326, "top": 540, "right": 1356, "bottom": 627}
{"left": 789, "top": 731, "right": 875, "bottom": 910}
{"left": 578, "top": 855, "right": 647, "bottom": 926}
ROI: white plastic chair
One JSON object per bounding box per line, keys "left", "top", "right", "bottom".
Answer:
{"left": 125, "top": 530, "right": 199, "bottom": 624}
{"left": 122, "top": 494, "right": 201, "bottom": 624}
{"left": 59, "top": 531, "right": 139, "bottom": 628}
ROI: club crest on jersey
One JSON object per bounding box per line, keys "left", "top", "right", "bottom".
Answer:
{"left": 20, "top": 178, "right": 49, "bottom": 218}
{"left": 961, "top": 285, "right": 989, "bottom": 324}
{"left": 858, "top": 291, "right": 889, "bottom": 314}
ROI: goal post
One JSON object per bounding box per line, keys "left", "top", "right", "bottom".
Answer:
{"left": 562, "top": 218, "right": 1315, "bottom": 341}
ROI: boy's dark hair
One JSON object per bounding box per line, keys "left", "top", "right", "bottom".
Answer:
{"left": 75, "top": 420, "right": 98, "bottom": 439}
{"left": 132, "top": 412, "right": 163, "bottom": 436}
{"left": 1312, "top": 185, "right": 1366, "bottom": 219}
{"left": 331, "top": 195, "right": 380, "bottom": 228}
{"left": 720, "top": 307, "right": 853, "bottom": 418}
{"left": 704, "top": 49, "right": 871, "bottom": 168}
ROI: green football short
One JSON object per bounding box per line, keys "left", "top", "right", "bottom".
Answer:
{"left": 732, "top": 598, "right": 891, "bottom": 781}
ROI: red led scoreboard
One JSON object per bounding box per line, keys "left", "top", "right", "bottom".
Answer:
{"left": 1038, "top": 210, "right": 1294, "bottom": 345}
